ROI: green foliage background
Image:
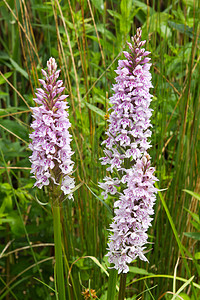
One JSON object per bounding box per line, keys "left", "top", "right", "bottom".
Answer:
{"left": 0, "top": 0, "right": 199, "bottom": 299}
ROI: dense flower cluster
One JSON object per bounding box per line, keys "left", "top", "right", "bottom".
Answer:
{"left": 29, "top": 57, "right": 75, "bottom": 199}
{"left": 99, "top": 28, "right": 158, "bottom": 273}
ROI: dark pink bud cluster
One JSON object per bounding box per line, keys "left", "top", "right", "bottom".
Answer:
{"left": 99, "top": 28, "right": 158, "bottom": 273}
{"left": 29, "top": 58, "right": 75, "bottom": 199}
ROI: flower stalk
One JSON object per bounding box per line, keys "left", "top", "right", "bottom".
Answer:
{"left": 118, "top": 273, "right": 127, "bottom": 300}
{"left": 107, "top": 268, "right": 118, "bottom": 300}
{"left": 53, "top": 204, "right": 66, "bottom": 300}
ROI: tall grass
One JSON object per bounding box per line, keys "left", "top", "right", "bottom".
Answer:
{"left": 0, "top": 0, "right": 199, "bottom": 299}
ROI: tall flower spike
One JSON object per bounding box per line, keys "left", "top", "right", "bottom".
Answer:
{"left": 29, "top": 57, "right": 75, "bottom": 199}
{"left": 99, "top": 28, "right": 158, "bottom": 273}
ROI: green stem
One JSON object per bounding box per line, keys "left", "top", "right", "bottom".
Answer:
{"left": 107, "top": 268, "right": 118, "bottom": 300}
{"left": 118, "top": 273, "right": 127, "bottom": 300}
{"left": 53, "top": 205, "right": 66, "bottom": 300}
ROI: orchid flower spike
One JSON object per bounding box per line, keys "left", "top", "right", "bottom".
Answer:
{"left": 29, "top": 57, "right": 75, "bottom": 199}
{"left": 99, "top": 28, "right": 158, "bottom": 273}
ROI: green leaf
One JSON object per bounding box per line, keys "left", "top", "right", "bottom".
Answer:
{"left": 129, "top": 266, "right": 154, "bottom": 276}
{"left": 2, "top": 211, "right": 24, "bottom": 236}
{"left": 184, "top": 232, "right": 200, "bottom": 240}
{"left": 0, "top": 140, "right": 28, "bottom": 160}
{"left": 107, "top": 9, "right": 121, "bottom": 20}
{"left": 178, "top": 293, "right": 191, "bottom": 300}
{"left": 168, "top": 21, "right": 194, "bottom": 39}
{"left": 134, "top": 0, "right": 154, "bottom": 15}
{"left": 183, "top": 189, "right": 200, "bottom": 201}
{"left": 0, "top": 183, "right": 12, "bottom": 193}
{"left": 95, "top": 24, "right": 116, "bottom": 41}
{"left": 190, "top": 220, "right": 200, "bottom": 231}
{"left": 4, "top": 196, "right": 13, "bottom": 211}
{"left": 143, "top": 12, "right": 171, "bottom": 38}
{"left": 0, "top": 91, "right": 9, "bottom": 98}
{"left": 184, "top": 207, "right": 199, "bottom": 223}
{"left": 0, "top": 106, "right": 27, "bottom": 116}
{"left": 72, "top": 256, "right": 109, "bottom": 277}
{"left": 0, "top": 72, "right": 13, "bottom": 85}
{"left": 194, "top": 252, "right": 200, "bottom": 260}
{"left": 171, "top": 276, "right": 194, "bottom": 300}
{"left": 120, "top": 0, "right": 140, "bottom": 35}
{"left": 9, "top": 58, "right": 28, "bottom": 79}
{"left": 31, "top": 4, "right": 53, "bottom": 12}
{"left": 0, "top": 119, "right": 29, "bottom": 141}
{"left": 91, "top": 0, "right": 104, "bottom": 13}
{"left": 85, "top": 102, "right": 105, "bottom": 119}
{"left": 0, "top": 211, "right": 8, "bottom": 224}
{"left": 120, "top": 0, "right": 132, "bottom": 15}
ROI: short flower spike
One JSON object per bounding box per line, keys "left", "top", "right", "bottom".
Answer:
{"left": 29, "top": 57, "right": 75, "bottom": 199}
